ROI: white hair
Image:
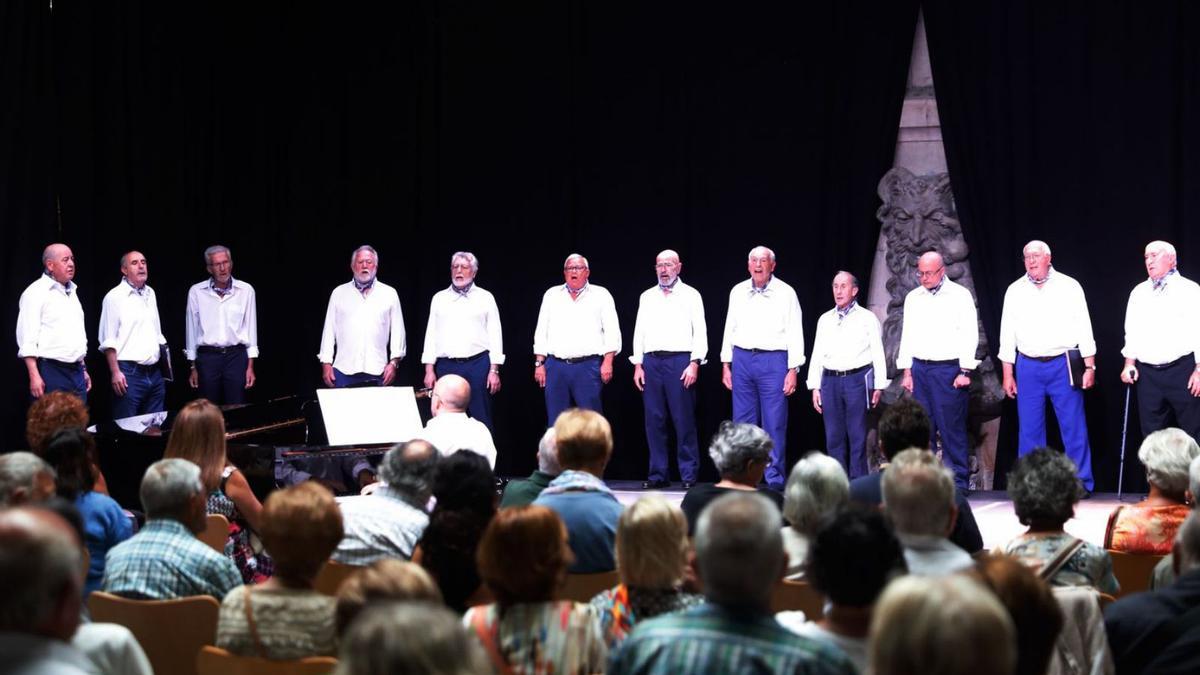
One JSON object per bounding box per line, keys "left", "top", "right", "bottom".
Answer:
{"left": 0, "top": 453, "right": 55, "bottom": 506}
{"left": 536, "top": 428, "right": 560, "bottom": 476}
{"left": 782, "top": 453, "right": 849, "bottom": 535}
{"left": 1146, "top": 240, "right": 1177, "bottom": 258}
{"left": 203, "top": 245, "right": 231, "bottom": 264}
{"left": 748, "top": 245, "right": 776, "bottom": 262}
{"left": 1139, "top": 428, "right": 1200, "bottom": 497}
{"left": 450, "top": 251, "right": 478, "bottom": 272}
{"left": 563, "top": 253, "right": 589, "bottom": 269}
{"left": 351, "top": 245, "right": 379, "bottom": 265}
{"left": 881, "top": 448, "right": 956, "bottom": 537}
{"left": 1023, "top": 240, "right": 1051, "bottom": 256}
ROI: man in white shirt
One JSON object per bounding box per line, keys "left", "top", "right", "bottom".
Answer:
{"left": 16, "top": 243, "right": 91, "bottom": 401}
{"left": 532, "top": 253, "right": 621, "bottom": 425}
{"left": 998, "top": 240, "right": 1096, "bottom": 491}
{"left": 417, "top": 374, "right": 497, "bottom": 468}
{"left": 98, "top": 251, "right": 167, "bottom": 419}
{"left": 807, "top": 271, "right": 888, "bottom": 479}
{"left": 631, "top": 250, "right": 707, "bottom": 489}
{"left": 184, "top": 245, "right": 258, "bottom": 405}
{"left": 421, "top": 251, "right": 504, "bottom": 430}
{"left": 318, "top": 245, "right": 406, "bottom": 388}
{"left": 1121, "top": 240, "right": 1200, "bottom": 440}
{"left": 897, "top": 251, "right": 979, "bottom": 490}
{"left": 720, "top": 245, "right": 805, "bottom": 491}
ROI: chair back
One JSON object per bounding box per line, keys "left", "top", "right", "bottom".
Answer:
{"left": 88, "top": 591, "right": 220, "bottom": 675}
{"left": 198, "top": 514, "right": 230, "bottom": 553}
{"left": 1107, "top": 549, "right": 1165, "bottom": 598}
{"left": 196, "top": 645, "right": 337, "bottom": 675}
{"left": 769, "top": 579, "right": 825, "bottom": 619}
{"left": 559, "top": 571, "right": 620, "bottom": 603}
{"left": 315, "top": 559, "right": 363, "bottom": 596}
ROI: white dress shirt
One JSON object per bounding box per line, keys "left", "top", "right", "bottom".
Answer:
{"left": 1122, "top": 271, "right": 1200, "bottom": 365}
{"left": 417, "top": 411, "right": 498, "bottom": 468}
{"left": 896, "top": 277, "right": 979, "bottom": 370}
{"left": 98, "top": 280, "right": 165, "bottom": 365}
{"left": 16, "top": 274, "right": 88, "bottom": 363}
{"left": 532, "top": 284, "right": 621, "bottom": 358}
{"left": 629, "top": 279, "right": 707, "bottom": 365}
{"left": 997, "top": 269, "right": 1096, "bottom": 362}
{"left": 318, "top": 280, "right": 406, "bottom": 376}
{"left": 719, "top": 276, "right": 806, "bottom": 369}
{"left": 420, "top": 285, "right": 504, "bottom": 365}
{"left": 184, "top": 278, "right": 259, "bottom": 361}
{"left": 805, "top": 302, "right": 890, "bottom": 390}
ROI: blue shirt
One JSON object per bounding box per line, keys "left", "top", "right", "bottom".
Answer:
{"left": 102, "top": 519, "right": 242, "bottom": 600}
{"left": 75, "top": 491, "right": 133, "bottom": 596}
{"left": 534, "top": 475, "right": 622, "bottom": 573}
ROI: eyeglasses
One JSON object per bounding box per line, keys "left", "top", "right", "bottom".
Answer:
{"left": 654, "top": 262, "right": 677, "bottom": 270}
{"left": 917, "top": 267, "right": 945, "bottom": 278}
{"left": 564, "top": 265, "right": 587, "bottom": 272}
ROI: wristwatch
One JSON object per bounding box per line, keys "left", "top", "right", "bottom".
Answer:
{"left": 534, "top": 359, "right": 545, "bottom": 368}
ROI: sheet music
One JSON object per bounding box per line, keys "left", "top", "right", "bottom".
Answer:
{"left": 316, "top": 386, "right": 424, "bottom": 446}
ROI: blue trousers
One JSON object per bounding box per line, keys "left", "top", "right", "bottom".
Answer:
{"left": 113, "top": 362, "right": 165, "bottom": 419}
{"left": 1016, "top": 354, "right": 1094, "bottom": 490}
{"left": 435, "top": 353, "right": 493, "bottom": 431}
{"left": 911, "top": 360, "right": 970, "bottom": 489}
{"left": 333, "top": 369, "right": 383, "bottom": 388}
{"left": 37, "top": 358, "right": 87, "bottom": 403}
{"left": 195, "top": 347, "right": 249, "bottom": 405}
{"left": 732, "top": 347, "right": 789, "bottom": 489}
{"left": 642, "top": 353, "right": 699, "bottom": 483}
{"left": 819, "top": 366, "right": 872, "bottom": 479}
{"left": 545, "top": 356, "right": 602, "bottom": 426}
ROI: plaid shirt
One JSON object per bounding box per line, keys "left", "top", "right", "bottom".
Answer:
{"left": 102, "top": 519, "right": 242, "bottom": 600}
{"left": 332, "top": 486, "right": 429, "bottom": 565}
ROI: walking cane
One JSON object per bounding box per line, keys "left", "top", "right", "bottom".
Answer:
{"left": 1117, "top": 383, "right": 1131, "bottom": 499}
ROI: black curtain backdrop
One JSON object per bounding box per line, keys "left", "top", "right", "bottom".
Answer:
{"left": 1, "top": 1, "right": 920, "bottom": 486}
{"left": 924, "top": 1, "right": 1200, "bottom": 491}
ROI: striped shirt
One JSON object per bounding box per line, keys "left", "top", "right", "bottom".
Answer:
{"left": 102, "top": 519, "right": 242, "bottom": 600}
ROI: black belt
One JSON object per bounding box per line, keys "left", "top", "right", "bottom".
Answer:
{"left": 824, "top": 364, "right": 870, "bottom": 377}
{"left": 552, "top": 355, "right": 600, "bottom": 364}
{"left": 1018, "top": 351, "right": 1062, "bottom": 363}
{"left": 736, "top": 347, "right": 786, "bottom": 354}
{"left": 645, "top": 351, "right": 688, "bottom": 358}
{"left": 913, "top": 358, "right": 958, "bottom": 366}
{"left": 440, "top": 351, "right": 487, "bottom": 363}
{"left": 120, "top": 361, "right": 158, "bottom": 373}
{"left": 197, "top": 344, "right": 247, "bottom": 355}
{"left": 37, "top": 357, "right": 81, "bottom": 367}
{"left": 1140, "top": 355, "right": 1192, "bottom": 370}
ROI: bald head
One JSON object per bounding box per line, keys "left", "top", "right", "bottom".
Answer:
{"left": 432, "top": 375, "right": 471, "bottom": 414}
{"left": 41, "top": 244, "right": 76, "bottom": 285}
{"left": 917, "top": 251, "right": 947, "bottom": 290}
{"left": 0, "top": 508, "right": 83, "bottom": 639}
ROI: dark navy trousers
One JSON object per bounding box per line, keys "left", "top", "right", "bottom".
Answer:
{"left": 1136, "top": 357, "right": 1200, "bottom": 441}
{"left": 642, "top": 352, "right": 699, "bottom": 483}
{"left": 544, "top": 356, "right": 602, "bottom": 426}
{"left": 113, "top": 361, "right": 165, "bottom": 419}
{"left": 195, "top": 347, "right": 249, "bottom": 405}
{"left": 435, "top": 352, "right": 494, "bottom": 430}
{"left": 1015, "top": 354, "right": 1094, "bottom": 491}
{"left": 819, "top": 366, "right": 872, "bottom": 479}
{"left": 911, "top": 360, "right": 970, "bottom": 489}
{"left": 37, "top": 358, "right": 88, "bottom": 403}
{"left": 333, "top": 369, "right": 383, "bottom": 388}
{"left": 732, "top": 347, "right": 789, "bottom": 489}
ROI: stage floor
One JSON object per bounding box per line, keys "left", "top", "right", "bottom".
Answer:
{"left": 602, "top": 482, "right": 1147, "bottom": 551}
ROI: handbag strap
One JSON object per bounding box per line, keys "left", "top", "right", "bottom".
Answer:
{"left": 470, "top": 608, "right": 516, "bottom": 675}
{"left": 1040, "top": 536, "right": 1086, "bottom": 581}
{"left": 241, "top": 585, "right": 269, "bottom": 659}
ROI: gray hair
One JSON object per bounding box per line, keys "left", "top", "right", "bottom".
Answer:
{"left": 707, "top": 421, "right": 773, "bottom": 477}
{"left": 834, "top": 270, "right": 859, "bottom": 290}
{"left": 1191, "top": 455, "right": 1200, "bottom": 504}
{"left": 0, "top": 453, "right": 56, "bottom": 506}
{"left": 140, "top": 458, "right": 205, "bottom": 520}
{"left": 563, "top": 253, "right": 589, "bottom": 269}
{"left": 783, "top": 453, "right": 849, "bottom": 535}
{"left": 1023, "top": 240, "right": 1052, "bottom": 256}
{"left": 1139, "top": 428, "right": 1200, "bottom": 497}
{"left": 1178, "top": 512, "right": 1200, "bottom": 573}
{"left": 748, "top": 245, "right": 776, "bottom": 262}
{"left": 1146, "top": 240, "right": 1178, "bottom": 258}
{"left": 335, "top": 601, "right": 488, "bottom": 675}
{"left": 450, "top": 252, "right": 478, "bottom": 273}
{"left": 378, "top": 440, "right": 439, "bottom": 506}
{"left": 203, "top": 245, "right": 231, "bottom": 264}
{"left": 351, "top": 245, "right": 379, "bottom": 265}
{"left": 536, "top": 428, "right": 561, "bottom": 476}
{"left": 695, "top": 492, "right": 783, "bottom": 608}
{"left": 881, "top": 448, "right": 956, "bottom": 537}
{"left": 0, "top": 509, "right": 84, "bottom": 633}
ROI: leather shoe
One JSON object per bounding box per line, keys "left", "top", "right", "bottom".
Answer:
{"left": 681, "top": 481, "right": 695, "bottom": 490}
{"left": 642, "top": 479, "right": 670, "bottom": 490}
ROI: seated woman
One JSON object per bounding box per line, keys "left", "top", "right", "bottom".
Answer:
{"left": 335, "top": 559, "right": 443, "bottom": 637}
{"left": 464, "top": 505, "right": 607, "bottom": 674}
{"left": 216, "top": 482, "right": 343, "bottom": 659}
{"left": 1002, "top": 448, "right": 1119, "bottom": 595}
{"left": 165, "top": 398, "right": 271, "bottom": 583}
{"left": 27, "top": 391, "right": 109, "bottom": 494}
{"left": 590, "top": 496, "right": 704, "bottom": 649}
{"left": 679, "top": 422, "right": 784, "bottom": 535}
{"left": 781, "top": 452, "right": 849, "bottom": 579}
{"left": 1105, "top": 427, "right": 1199, "bottom": 554}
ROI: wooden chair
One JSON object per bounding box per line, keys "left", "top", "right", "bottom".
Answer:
{"left": 198, "top": 514, "right": 230, "bottom": 553}
{"left": 314, "top": 559, "right": 363, "bottom": 596}
{"left": 196, "top": 645, "right": 337, "bottom": 675}
{"left": 769, "top": 579, "right": 825, "bottom": 619}
{"left": 1107, "top": 549, "right": 1165, "bottom": 598}
{"left": 559, "top": 571, "right": 620, "bottom": 603}
{"left": 88, "top": 591, "right": 220, "bottom": 675}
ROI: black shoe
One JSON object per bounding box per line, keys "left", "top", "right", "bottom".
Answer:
{"left": 681, "top": 481, "right": 695, "bottom": 490}
{"left": 642, "top": 479, "right": 670, "bottom": 490}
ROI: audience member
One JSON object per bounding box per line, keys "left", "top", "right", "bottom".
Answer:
{"left": 1105, "top": 427, "right": 1200, "bottom": 554}
{"left": 415, "top": 450, "right": 497, "bottom": 612}
{"left": 500, "top": 427, "right": 560, "bottom": 508}
{"left": 335, "top": 559, "right": 442, "bottom": 637}
{"left": 590, "top": 496, "right": 704, "bottom": 649}
{"left": 869, "top": 575, "right": 1016, "bottom": 675}
{"left": 334, "top": 439, "right": 439, "bottom": 564}
{"left": 1105, "top": 511, "right": 1200, "bottom": 675}
{"left": 216, "top": 482, "right": 343, "bottom": 659}
{"left": 26, "top": 391, "right": 108, "bottom": 494}
{"left": 0, "top": 451, "right": 56, "bottom": 506}
{"left": 465, "top": 505, "right": 607, "bottom": 674}
{"left": 417, "top": 374, "right": 498, "bottom": 468}
{"left": 533, "top": 408, "right": 623, "bottom": 573}
{"left": 881, "top": 448, "right": 973, "bottom": 575}
{"left": 102, "top": 458, "right": 241, "bottom": 599}
{"left": 781, "top": 452, "right": 849, "bottom": 579}
{"left": 1003, "top": 448, "right": 1119, "bottom": 594}
{"left": 1152, "top": 454, "right": 1200, "bottom": 588}
{"left": 42, "top": 428, "right": 132, "bottom": 596}
{"left": 678, "top": 421, "right": 784, "bottom": 535}
{"left": 970, "top": 555, "right": 1065, "bottom": 675}
{"left": 778, "top": 505, "right": 907, "bottom": 672}
{"left": 847, "top": 398, "right": 983, "bottom": 554}
{"left": 164, "top": 398, "right": 271, "bottom": 583}
{"left": 610, "top": 492, "right": 856, "bottom": 675}
{"left": 335, "top": 601, "right": 488, "bottom": 675}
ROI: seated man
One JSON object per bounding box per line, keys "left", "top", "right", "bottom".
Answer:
{"left": 102, "top": 458, "right": 241, "bottom": 599}
{"left": 333, "top": 440, "right": 439, "bottom": 564}
{"left": 417, "top": 374, "right": 497, "bottom": 468}
{"left": 533, "top": 409, "right": 623, "bottom": 573}
{"left": 610, "top": 492, "right": 856, "bottom": 675}
{"left": 499, "top": 427, "right": 560, "bottom": 508}
{"left": 0, "top": 451, "right": 57, "bottom": 506}
{"left": 881, "top": 448, "right": 973, "bottom": 576}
